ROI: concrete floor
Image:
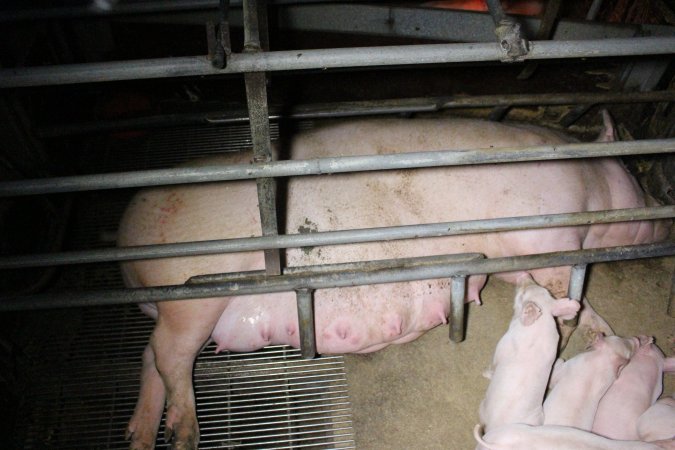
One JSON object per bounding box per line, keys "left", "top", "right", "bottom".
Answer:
{"left": 343, "top": 257, "right": 675, "bottom": 450}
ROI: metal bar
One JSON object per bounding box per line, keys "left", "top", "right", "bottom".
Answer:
{"left": 450, "top": 276, "right": 466, "bottom": 343}
{"left": 563, "top": 263, "right": 587, "bottom": 327}
{"left": 0, "top": 0, "right": 356, "bottom": 21}
{"left": 567, "top": 264, "right": 588, "bottom": 301}
{"left": 1, "top": 242, "right": 672, "bottom": 311}
{"left": 669, "top": 269, "right": 675, "bottom": 317}
{"left": 295, "top": 288, "right": 316, "bottom": 359}
{"left": 2, "top": 207, "right": 672, "bottom": 269}
{"left": 36, "top": 90, "right": 675, "bottom": 138}
{"left": 2, "top": 37, "right": 675, "bottom": 88}
{"left": 2, "top": 138, "right": 675, "bottom": 197}
{"left": 244, "top": 0, "right": 281, "bottom": 276}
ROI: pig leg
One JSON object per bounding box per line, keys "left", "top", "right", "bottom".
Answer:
{"left": 127, "top": 344, "right": 166, "bottom": 450}
{"left": 151, "top": 298, "right": 227, "bottom": 450}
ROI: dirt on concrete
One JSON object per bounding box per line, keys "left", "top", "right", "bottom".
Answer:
{"left": 343, "top": 256, "right": 675, "bottom": 450}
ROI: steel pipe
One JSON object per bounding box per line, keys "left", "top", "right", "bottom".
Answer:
{"left": 1, "top": 242, "right": 672, "bottom": 311}
{"left": 2, "top": 206, "right": 672, "bottom": 269}
{"left": 450, "top": 276, "right": 467, "bottom": 343}
{"left": 295, "top": 288, "right": 317, "bottom": 359}
{"left": 2, "top": 138, "right": 674, "bottom": 197}
{"left": 2, "top": 37, "right": 674, "bottom": 88}
{"left": 563, "top": 263, "right": 587, "bottom": 327}
{"left": 34, "top": 90, "right": 675, "bottom": 138}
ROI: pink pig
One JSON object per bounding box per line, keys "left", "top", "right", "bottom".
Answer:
{"left": 473, "top": 423, "right": 675, "bottom": 450}
{"left": 637, "top": 394, "right": 675, "bottom": 442}
{"left": 543, "top": 334, "right": 639, "bottom": 430}
{"left": 592, "top": 338, "right": 675, "bottom": 440}
{"left": 479, "top": 273, "right": 579, "bottom": 431}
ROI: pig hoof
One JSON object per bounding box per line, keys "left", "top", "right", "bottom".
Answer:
{"left": 126, "top": 424, "right": 156, "bottom": 450}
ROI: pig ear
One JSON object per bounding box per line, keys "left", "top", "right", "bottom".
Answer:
{"left": 595, "top": 109, "right": 617, "bottom": 142}
{"left": 550, "top": 298, "right": 580, "bottom": 320}
{"left": 520, "top": 301, "right": 542, "bottom": 326}
{"left": 585, "top": 332, "right": 606, "bottom": 350}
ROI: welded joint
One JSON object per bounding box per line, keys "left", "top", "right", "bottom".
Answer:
{"left": 295, "top": 288, "right": 317, "bottom": 359}
{"left": 494, "top": 18, "right": 530, "bottom": 61}
{"left": 450, "top": 276, "right": 467, "bottom": 343}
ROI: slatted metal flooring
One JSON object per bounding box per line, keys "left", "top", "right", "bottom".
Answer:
{"left": 17, "top": 303, "right": 355, "bottom": 449}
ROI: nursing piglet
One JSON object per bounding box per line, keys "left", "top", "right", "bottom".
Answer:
{"left": 478, "top": 274, "right": 579, "bottom": 431}
{"left": 637, "top": 394, "right": 675, "bottom": 442}
{"left": 543, "top": 334, "right": 639, "bottom": 430}
{"left": 473, "top": 423, "right": 675, "bottom": 450}
{"left": 593, "top": 338, "right": 675, "bottom": 440}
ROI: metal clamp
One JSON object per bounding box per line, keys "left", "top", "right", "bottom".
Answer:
{"left": 485, "top": 0, "right": 530, "bottom": 62}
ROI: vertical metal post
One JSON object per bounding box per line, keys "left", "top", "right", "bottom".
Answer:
{"left": 450, "top": 276, "right": 466, "bottom": 343}
{"left": 295, "top": 288, "right": 317, "bottom": 359}
{"left": 243, "top": 0, "right": 281, "bottom": 276}
{"left": 668, "top": 270, "right": 675, "bottom": 318}
{"left": 563, "top": 264, "right": 587, "bottom": 327}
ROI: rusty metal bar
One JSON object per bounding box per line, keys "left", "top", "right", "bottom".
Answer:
{"left": 244, "top": 0, "right": 281, "bottom": 276}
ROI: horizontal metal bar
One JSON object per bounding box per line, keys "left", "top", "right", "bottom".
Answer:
{"left": 0, "top": 0, "right": 350, "bottom": 21}
{"left": 37, "top": 90, "right": 675, "bottom": 138}
{"left": 2, "top": 37, "right": 674, "bottom": 87}
{"left": 1, "top": 206, "right": 671, "bottom": 269}
{"left": 2, "top": 138, "right": 674, "bottom": 197}
{"left": 2, "top": 242, "right": 672, "bottom": 311}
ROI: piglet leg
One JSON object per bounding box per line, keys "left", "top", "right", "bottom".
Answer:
{"left": 151, "top": 298, "right": 227, "bottom": 450}
{"left": 127, "top": 344, "right": 166, "bottom": 450}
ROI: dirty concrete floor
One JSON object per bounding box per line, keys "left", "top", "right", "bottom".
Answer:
{"left": 342, "top": 257, "right": 675, "bottom": 450}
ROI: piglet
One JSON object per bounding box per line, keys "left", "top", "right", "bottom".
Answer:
{"left": 592, "top": 338, "right": 675, "bottom": 440}
{"left": 543, "top": 334, "right": 639, "bottom": 430}
{"left": 637, "top": 394, "right": 675, "bottom": 442}
{"left": 478, "top": 273, "right": 579, "bottom": 432}
{"left": 473, "top": 423, "right": 675, "bottom": 450}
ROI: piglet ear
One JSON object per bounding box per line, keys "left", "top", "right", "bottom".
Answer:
{"left": 550, "top": 298, "right": 580, "bottom": 320}
{"left": 520, "top": 301, "right": 542, "bottom": 326}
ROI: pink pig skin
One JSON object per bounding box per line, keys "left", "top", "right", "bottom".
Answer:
{"left": 118, "top": 117, "right": 669, "bottom": 450}
{"left": 543, "top": 334, "right": 639, "bottom": 430}
{"left": 479, "top": 274, "right": 579, "bottom": 432}
{"left": 592, "top": 339, "right": 675, "bottom": 440}
{"left": 637, "top": 394, "right": 675, "bottom": 442}
{"left": 473, "top": 423, "right": 675, "bottom": 450}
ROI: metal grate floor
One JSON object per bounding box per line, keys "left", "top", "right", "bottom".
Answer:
{"left": 17, "top": 303, "right": 355, "bottom": 449}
